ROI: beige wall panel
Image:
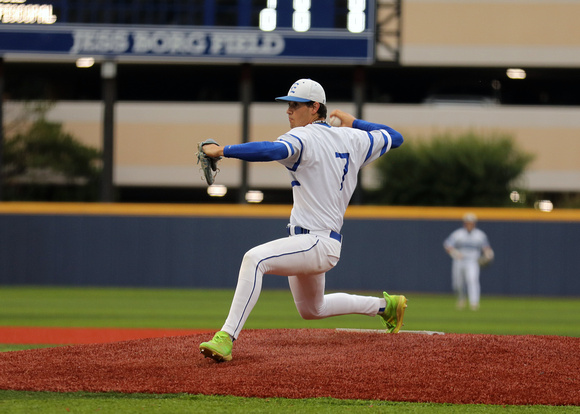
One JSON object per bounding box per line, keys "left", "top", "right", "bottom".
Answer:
{"left": 35, "top": 102, "right": 103, "bottom": 148}
{"left": 59, "top": 123, "right": 102, "bottom": 149}
{"left": 365, "top": 104, "right": 580, "bottom": 190}
{"left": 250, "top": 103, "right": 290, "bottom": 140}
{"left": 117, "top": 102, "right": 242, "bottom": 124}
{"left": 400, "top": 0, "right": 580, "bottom": 66}
{"left": 403, "top": 1, "right": 580, "bottom": 46}
{"left": 387, "top": 125, "right": 578, "bottom": 169}
{"left": 115, "top": 124, "right": 239, "bottom": 165}
{"left": 7, "top": 101, "right": 579, "bottom": 191}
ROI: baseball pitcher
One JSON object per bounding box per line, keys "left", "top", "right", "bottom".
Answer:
{"left": 198, "top": 79, "right": 407, "bottom": 362}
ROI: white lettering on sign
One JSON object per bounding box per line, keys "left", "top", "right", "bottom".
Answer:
{"left": 132, "top": 31, "right": 207, "bottom": 54}
{"left": 209, "top": 33, "right": 284, "bottom": 55}
{"left": 0, "top": 4, "right": 56, "bottom": 24}
{"left": 70, "top": 30, "right": 130, "bottom": 54}
{"left": 69, "top": 29, "right": 285, "bottom": 58}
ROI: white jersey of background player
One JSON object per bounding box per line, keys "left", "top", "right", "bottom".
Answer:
{"left": 199, "top": 79, "right": 407, "bottom": 362}
{"left": 444, "top": 213, "right": 494, "bottom": 311}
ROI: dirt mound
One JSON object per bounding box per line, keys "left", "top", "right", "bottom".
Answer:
{"left": 0, "top": 329, "right": 578, "bottom": 406}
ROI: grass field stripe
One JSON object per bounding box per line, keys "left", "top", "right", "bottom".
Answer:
{"left": 0, "top": 326, "right": 215, "bottom": 344}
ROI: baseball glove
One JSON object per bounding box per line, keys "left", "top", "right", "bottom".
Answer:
{"left": 478, "top": 249, "right": 495, "bottom": 268}
{"left": 478, "top": 256, "right": 493, "bottom": 268}
{"left": 196, "top": 139, "right": 222, "bottom": 185}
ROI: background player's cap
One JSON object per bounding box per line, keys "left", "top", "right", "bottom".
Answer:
{"left": 463, "top": 213, "right": 478, "bottom": 223}
{"left": 275, "top": 79, "right": 326, "bottom": 104}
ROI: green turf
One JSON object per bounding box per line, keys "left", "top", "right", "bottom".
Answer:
{"left": 1, "top": 286, "right": 579, "bottom": 413}
{"left": 0, "top": 344, "right": 59, "bottom": 352}
{"left": 0, "top": 391, "right": 577, "bottom": 414}
{"left": 1, "top": 287, "right": 579, "bottom": 336}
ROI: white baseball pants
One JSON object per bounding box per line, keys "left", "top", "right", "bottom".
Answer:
{"left": 451, "top": 259, "right": 481, "bottom": 307}
{"left": 221, "top": 233, "right": 383, "bottom": 339}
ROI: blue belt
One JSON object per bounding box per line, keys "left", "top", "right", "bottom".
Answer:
{"left": 288, "top": 225, "right": 342, "bottom": 243}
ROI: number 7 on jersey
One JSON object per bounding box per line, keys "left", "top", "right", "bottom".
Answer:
{"left": 335, "top": 152, "right": 350, "bottom": 191}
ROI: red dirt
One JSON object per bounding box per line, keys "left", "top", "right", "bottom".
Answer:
{"left": 0, "top": 326, "right": 213, "bottom": 344}
{"left": 0, "top": 329, "right": 579, "bottom": 406}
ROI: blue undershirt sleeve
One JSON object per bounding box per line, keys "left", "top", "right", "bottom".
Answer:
{"left": 353, "top": 119, "right": 404, "bottom": 149}
{"left": 223, "top": 141, "right": 289, "bottom": 161}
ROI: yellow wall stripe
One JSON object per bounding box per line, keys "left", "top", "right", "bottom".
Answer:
{"left": 0, "top": 202, "right": 292, "bottom": 218}
{"left": 1, "top": 202, "right": 579, "bottom": 222}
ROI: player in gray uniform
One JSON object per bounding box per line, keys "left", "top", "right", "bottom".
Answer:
{"left": 444, "top": 213, "right": 494, "bottom": 311}
{"left": 199, "top": 79, "right": 407, "bottom": 362}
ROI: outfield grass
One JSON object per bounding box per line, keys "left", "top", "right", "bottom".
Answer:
{"left": 1, "top": 287, "right": 579, "bottom": 412}
{"left": 1, "top": 287, "right": 579, "bottom": 336}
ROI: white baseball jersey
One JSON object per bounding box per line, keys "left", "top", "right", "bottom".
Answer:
{"left": 444, "top": 228, "right": 490, "bottom": 261}
{"left": 276, "top": 123, "right": 394, "bottom": 233}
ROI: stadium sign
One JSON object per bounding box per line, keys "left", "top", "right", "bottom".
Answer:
{"left": 0, "top": 0, "right": 375, "bottom": 64}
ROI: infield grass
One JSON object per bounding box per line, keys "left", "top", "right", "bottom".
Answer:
{"left": 1, "top": 286, "right": 579, "bottom": 412}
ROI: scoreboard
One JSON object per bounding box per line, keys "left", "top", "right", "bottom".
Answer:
{"left": 0, "top": 0, "right": 376, "bottom": 64}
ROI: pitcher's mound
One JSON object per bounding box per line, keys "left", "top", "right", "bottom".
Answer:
{"left": 0, "top": 329, "right": 578, "bottom": 406}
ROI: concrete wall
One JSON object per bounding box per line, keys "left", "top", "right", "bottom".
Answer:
{"left": 1, "top": 203, "right": 579, "bottom": 296}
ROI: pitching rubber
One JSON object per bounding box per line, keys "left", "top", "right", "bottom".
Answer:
{"left": 336, "top": 328, "right": 445, "bottom": 335}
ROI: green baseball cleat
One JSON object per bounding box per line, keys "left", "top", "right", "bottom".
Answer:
{"left": 199, "top": 331, "right": 233, "bottom": 362}
{"left": 380, "top": 292, "right": 408, "bottom": 333}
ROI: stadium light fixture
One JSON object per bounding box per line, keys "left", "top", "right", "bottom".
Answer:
{"left": 76, "top": 57, "right": 95, "bottom": 68}
{"left": 207, "top": 184, "right": 227, "bottom": 197}
{"left": 534, "top": 200, "right": 553, "bottom": 212}
{"left": 506, "top": 68, "right": 526, "bottom": 79}
{"left": 245, "top": 190, "right": 264, "bottom": 203}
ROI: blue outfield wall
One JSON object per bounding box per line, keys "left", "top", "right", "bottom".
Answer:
{"left": 0, "top": 203, "right": 579, "bottom": 296}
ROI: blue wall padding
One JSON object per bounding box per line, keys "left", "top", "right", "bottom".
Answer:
{"left": 1, "top": 214, "right": 579, "bottom": 296}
